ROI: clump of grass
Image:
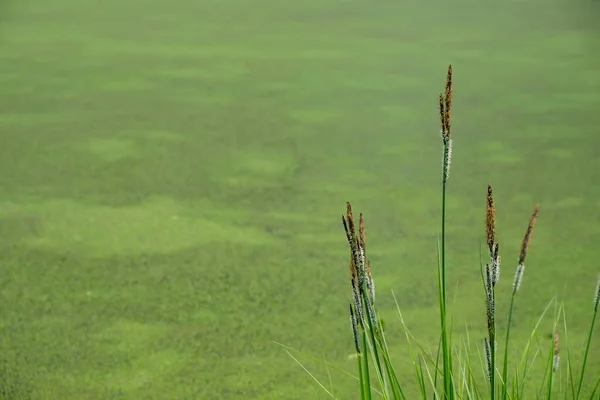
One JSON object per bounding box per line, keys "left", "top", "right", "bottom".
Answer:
{"left": 283, "top": 65, "right": 600, "bottom": 399}
{"left": 342, "top": 202, "right": 405, "bottom": 400}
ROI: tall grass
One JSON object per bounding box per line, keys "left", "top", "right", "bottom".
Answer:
{"left": 284, "top": 65, "right": 600, "bottom": 399}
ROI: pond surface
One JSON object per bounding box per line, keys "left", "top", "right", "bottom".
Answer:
{"left": 0, "top": 0, "right": 598, "bottom": 398}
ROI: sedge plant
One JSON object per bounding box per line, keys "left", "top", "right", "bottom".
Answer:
{"left": 283, "top": 65, "right": 600, "bottom": 399}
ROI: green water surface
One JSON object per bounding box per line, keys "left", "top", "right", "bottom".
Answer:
{"left": 0, "top": 0, "right": 599, "bottom": 398}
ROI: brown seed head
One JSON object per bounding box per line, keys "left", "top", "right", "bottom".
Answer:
{"left": 518, "top": 203, "right": 540, "bottom": 265}
{"left": 359, "top": 213, "right": 366, "bottom": 250}
{"left": 350, "top": 255, "right": 358, "bottom": 287}
{"left": 439, "top": 93, "right": 446, "bottom": 138}
{"left": 346, "top": 202, "right": 356, "bottom": 239}
{"left": 486, "top": 184, "right": 496, "bottom": 254}
{"left": 444, "top": 64, "right": 453, "bottom": 138}
{"left": 343, "top": 213, "right": 360, "bottom": 286}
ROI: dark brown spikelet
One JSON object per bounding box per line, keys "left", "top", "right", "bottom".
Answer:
{"left": 359, "top": 213, "right": 366, "bottom": 251}
{"left": 349, "top": 303, "right": 361, "bottom": 354}
{"left": 484, "top": 338, "right": 492, "bottom": 379}
{"left": 439, "top": 64, "right": 453, "bottom": 143}
{"left": 349, "top": 256, "right": 363, "bottom": 325}
{"left": 342, "top": 214, "right": 349, "bottom": 238}
{"left": 342, "top": 215, "right": 356, "bottom": 263}
{"left": 346, "top": 202, "right": 356, "bottom": 240}
{"left": 444, "top": 64, "right": 453, "bottom": 138}
{"left": 518, "top": 204, "right": 540, "bottom": 265}
{"left": 342, "top": 205, "right": 360, "bottom": 273}
{"left": 439, "top": 93, "right": 446, "bottom": 138}
{"left": 350, "top": 254, "right": 358, "bottom": 289}
{"left": 486, "top": 184, "right": 496, "bottom": 254}
{"left": 344, "top": 203, "right": 366, "bottom": 305}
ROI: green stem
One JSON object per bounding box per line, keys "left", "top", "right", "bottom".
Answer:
{"left": 490, "top": 330, "right": 495, "bottom": 399}
{"left": 502, "top": 293, "right": 517, "bottom": 400}
{"left": 439, "top": 142, "right": 452, "bottom": 400}
{"left": 361, "top": 290, "right": 385, "bottom": 394}
{"left": 575, "top": 301, "right": 599, "bottom": 399}
{"left": 362, "top": 331, "right": 372, "bottom": 400}
{"left": 358, "top": 353, "right": 367, "bottom": 400}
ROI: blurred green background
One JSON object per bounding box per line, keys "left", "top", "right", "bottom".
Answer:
{"left": 0, "top": 0, "right": 599, "bottom": 398}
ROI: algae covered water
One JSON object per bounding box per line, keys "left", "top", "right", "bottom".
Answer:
{"left": 0, "top": 0, "right": 598, "bottom": 398}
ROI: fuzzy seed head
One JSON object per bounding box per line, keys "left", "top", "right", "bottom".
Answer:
{"left": 353, "top": 288, "right": 363, "bottom": 325}
{"left": 367, "top": 260, "right": 375, "bottom": 303}
{"left": 514, "top": 263, "right": 524, "bottom": 293}
{"left": 485, "top": 264, "right": 495, "bottom": 335}
{"left": 344, "top": 204, "right": 377, "bottom": 329}
{"left": 343, "top": 205, "right": 366, "bottom": 299}
{"left": 367, "top": 300, "right": 379, "bottom": 334}
{"left": 492, "top": 244, "right": 500, "bottom": 286}
{"left": 484, "top": 338, "right": 492, "bottom": 380}
{"left": 357, "top": 245, "right": 366, "bottom": 291}
{"left": 553, "top": 330, "right": 560, "bottom": 373}
{"left": 349, "top": 304, "right": 361, "bottom": 354}
{"left": 594, "top": 276, "right": 600, "bottom": 311}
{"left": 443, "top": 139, "right": 453, "bottom": 183}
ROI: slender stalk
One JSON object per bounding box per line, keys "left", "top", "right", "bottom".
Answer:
{"left": 439, "top": 140, "right": 453, "bottom": 400}
{"left": 490, "top": 331, "right": 496, "bottom": 399}
{"left": 502, "top": 292, "right": 518, "bottom": 400}
{"left": 575, "top": 285, "right": 600, "bottom": 399}
{"left": 561, "top": 307, "right": 577, "bottom": 400}
{"left": 362, "top": 333, "right": 373, "bottom": 400}
{"left": 376, "top": 316, "right": 406, "bottom": 399}
{"left": 484, "top": 264, "right": 497, "bottom": 400}
{"left": 589, "top": 374, "right": 600, "bottom": 400}
{"left": 546, "top": 317, "right": 560, "bottom": 400}
{"left": 363, "top": 298, "right": 386, "bottom": 396}
{"left": 438, "top": 64, "right": 453, "bottom": 399}
{"left": 358, "top": 353, "right": 366, "bottom": 400}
